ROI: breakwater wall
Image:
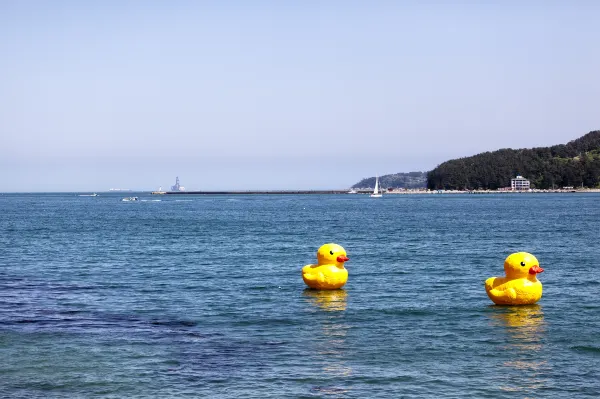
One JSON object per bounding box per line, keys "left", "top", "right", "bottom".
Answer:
{"left": 161, "top": 190, "right": 350, "bottom": 195}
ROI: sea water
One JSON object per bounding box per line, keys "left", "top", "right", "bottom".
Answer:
{"left": 1, "top": 193, "right": 599, "bottom": 398}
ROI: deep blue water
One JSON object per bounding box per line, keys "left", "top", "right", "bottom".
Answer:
{"left": 1, "top": 192, "right": 599, "bottom": 398}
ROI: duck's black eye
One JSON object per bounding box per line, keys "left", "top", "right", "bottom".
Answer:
{"left": 520, "top": 261, "right": 526, "bottom": 267}
{"left": 330, "top": 250, "right": 334, "bottom": 255}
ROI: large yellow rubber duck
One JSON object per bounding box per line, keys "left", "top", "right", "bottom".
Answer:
{"left": 485, "top": 252, "right": 544, "bottom": 305}
{"left": 302, "top": 243, "right": 349, "bottom": 290}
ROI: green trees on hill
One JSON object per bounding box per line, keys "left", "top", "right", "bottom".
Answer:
{"left": 352, "top": 172, "right": 427, "bottom": 189}
{"left": 427, "top": 131, "right": 600, "bottom": 190}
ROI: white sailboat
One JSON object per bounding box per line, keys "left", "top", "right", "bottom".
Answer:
{"left": 370, "top": 175, "right": 383, "bottom": 198}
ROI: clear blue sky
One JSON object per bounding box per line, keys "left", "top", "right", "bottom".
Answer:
{"left": 1, "top": 1, "right": 599, "bottom": 191}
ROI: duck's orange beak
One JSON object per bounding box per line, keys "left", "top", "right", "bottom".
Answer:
{"left": 337, "top": 255, "right": 349, "bottom": 263}
{"left": 529, "top": 265, "right": 544, "bottom": 274}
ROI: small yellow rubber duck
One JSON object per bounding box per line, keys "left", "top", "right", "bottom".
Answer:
{"left": 485, "top": 252, "right": 544, "bottom": 305}
{"left": 302, "top": 243, "right": 349, "bottom": 290}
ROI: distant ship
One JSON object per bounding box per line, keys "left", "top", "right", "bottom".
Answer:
{"left": 151, "top": 177, "right": 186, "bottom": 195}
{"left": 170, "top": 177, "right": 185, "bottom": 192}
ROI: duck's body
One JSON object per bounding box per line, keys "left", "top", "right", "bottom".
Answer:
{"left": 302, "top": 264, "right": 348, "bottom": 290}
{"left": 302, "top": 243, "right": 349, "bottom": 290}
{"left": 485, "top": 252, "right": 544, "bottom": 305}
{"left": 485, "top": 275, "right": 542, "bottom": 305}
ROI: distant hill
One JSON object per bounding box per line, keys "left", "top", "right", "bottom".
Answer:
{"left": 352, "top": 172, "right": 427, "bottom": 189}
{"left": 427, "top": 130, "right": 600, "bottom": 190}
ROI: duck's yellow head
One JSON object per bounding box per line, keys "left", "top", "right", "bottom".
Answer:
{"left": 504, "top": 252, "right": 544, "bottom": 279}
{"left": 316, "top": 243, "right": 349, "bottom": 268}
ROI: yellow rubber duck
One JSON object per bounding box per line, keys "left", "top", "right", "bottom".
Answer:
{"left": 302, "top": 243, "right": 349, "bottom": 290}
{"left": 485, "top": 252, "right": 544, "bottom": 305}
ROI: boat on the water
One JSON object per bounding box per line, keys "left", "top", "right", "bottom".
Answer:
{"left": 370, "top": 176, "right": 383, "bottom": 198}
{"left": 79, "top": 193, "right": 99, "bottom": 197}
{"left": 121, "top": 197, "right": 139, "bottom": 202}
{"left": 171, "top": 177, "right": 185, "bottom": 192}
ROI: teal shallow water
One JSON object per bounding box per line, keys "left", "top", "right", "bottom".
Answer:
{"left": 1, "top": 193, "right": 599, "bottom": 398}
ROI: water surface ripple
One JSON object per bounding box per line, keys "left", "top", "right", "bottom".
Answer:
{"left": 1, "top": 193, "right": 599, "bottom": 398}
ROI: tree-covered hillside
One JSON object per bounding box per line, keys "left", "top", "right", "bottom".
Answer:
{"left": 427, "top": 131, "right": 600, "bottom": 190}
{"left": 352, "top": 172, "right": 427, "bottom": 189}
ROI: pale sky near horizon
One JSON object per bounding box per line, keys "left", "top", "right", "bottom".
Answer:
{"left": 1, "top": 1, "right": 599, "bottom": 191}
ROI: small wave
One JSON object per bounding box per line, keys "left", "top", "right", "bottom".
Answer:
{"left": 185, "top": 332, "right": 214, "bottom": 339}
{"left": 15, "top": 319, "right": 39, "bottom": 324}
{"left": 140, "top": 199, "right": 162, "bottom": 202}
{"left": 263, "top": 341, "right": 287, "bottom": 346}
{"left": 150, "top": 319, "right": 198, "bottom": 327}
{"left": 571, "top": 345, "right": 600, "bottom": 354}
{"left": 310, "top": 386, "right": 349, "bottom": 394}
{"left": 175, "top": 200, "right": 192, "bottom": 202}
{"left": 234, "top": 318, "right": 302, "bottom": 327}
{"left": 379, "top": 308, "right": 434, "bottom": 317}
{"left": 249, "top": 285, "right": 269, "bottom": 291}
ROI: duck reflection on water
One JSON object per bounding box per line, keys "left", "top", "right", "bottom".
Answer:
{"left": 488, "top": 305, "right": 549, "bottom": 393}
{"left": 303, "top": 289, "right": 348, "bottom": 312}
{"left": 490, "top": 304, "right": 546, "bottom": 351}
{"left": 302, "top": 288, "right": 352, "bottom": 393}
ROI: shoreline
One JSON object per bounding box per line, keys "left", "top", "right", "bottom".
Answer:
{"left": 2, "top": 189, "right": 599, "bottom": 195}
{"left": 377, "top": 188, "right": 600, "bottom": 194}
{"left": 154, "top": 190, "right": 351, "bottom": 195}
{"left": 149, "top": 188, "right": 600, "bottom": 195}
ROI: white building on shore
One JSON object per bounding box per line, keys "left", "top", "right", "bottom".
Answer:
{"left": 511, "top": 175, "right": 530, "bottom": 191}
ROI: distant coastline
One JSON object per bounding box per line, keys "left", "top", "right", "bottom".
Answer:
{"left": 2, "top": 188, "right": 600, "bottom": 195}
{"left": 355, "top": 130, "right": 600, "bottom": 191}
{"left": 144, "top": 188, "right": 600, "bottom": 195}
{"left": 355, "top": 188, "right": 600, "bottom": 195}
{"left": 153, "top": 190, "right": 350, "bottom": 195}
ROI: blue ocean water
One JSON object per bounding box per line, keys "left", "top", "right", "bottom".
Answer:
{"left": 1, "top": 192, "right": 599, "bottom": 398}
